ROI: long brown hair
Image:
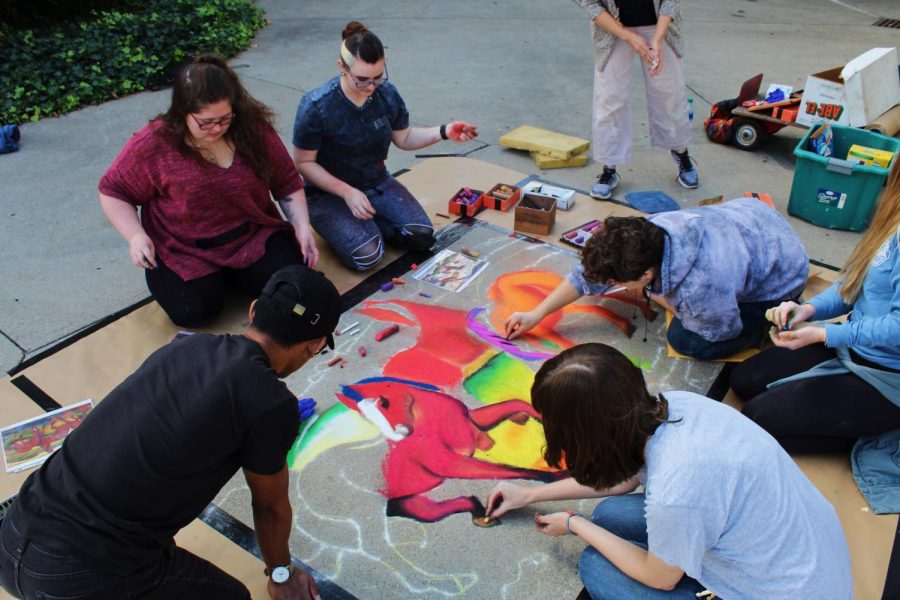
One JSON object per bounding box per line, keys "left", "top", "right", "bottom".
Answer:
{"left": 158, "top": 53, "right": 275, "bottom": 182}
{"left": 582, "top": 217, "right": 665, "bottom": 284}
{"left": 531, "top": 343, "right": 670, "bottom": 490}
{"left": 839, "top": 159, "right": 900, "bottom": 302}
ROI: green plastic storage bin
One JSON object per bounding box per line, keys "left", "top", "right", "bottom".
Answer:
{"left": 788, "top": 124, "right": 900, "bottom": 232}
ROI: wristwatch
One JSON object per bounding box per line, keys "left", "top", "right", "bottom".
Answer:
{"left": 264, "top": 564, "right": 294, "bottom": 584}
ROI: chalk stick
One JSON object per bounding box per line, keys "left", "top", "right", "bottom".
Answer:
{"left": 461, "top": 246, "right": 480, "bottom": 258}
{"left": 339, "top": 360, "right": 346, "bottom": 368}
{"left": 358, "top": 346, "right": 367, "bottom": 357}
{"left": 435, "top": 212, "right": 451, "bottom": 219}
{"left": 375, "top": 324, "right": 400, "bottom": 341}
{"left": 392, "top": 277, "right": 406, "bottom": 285}
{"left": 338, "top": 321, "right": 359, "bottom": 335}
{"left": 327, "top": 355, "right": 342, "bottom": 367}
{"left": 380, "top": 281, "right": 394, "bottom": 292}
{"left": 410, "top": 263, "right": 418, "bottom": 270}
{"left": 349, "top": 329, "right": 361, "bottom": 336}
{"left": 419, "top": 292, "right": 432, "bottom": 298}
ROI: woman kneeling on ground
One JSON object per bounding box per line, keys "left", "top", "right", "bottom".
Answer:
{"left": 292, "top": 21, "right": 478, "bottom": 271}
{"left": 487, "top": 343, "right": 851, "bottom": 599}
{"left": 731, "top": 159, "right": 900, "bottom": 460}
{"left": 505, "top": 198, "right": 808, "bottom": 360}
{"left": 100, "top": 54, "right": 318, "bottom": 327}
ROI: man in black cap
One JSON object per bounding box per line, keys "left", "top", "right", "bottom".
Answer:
{"left": 0, "top": 266, "right": 341, "bottom": 600}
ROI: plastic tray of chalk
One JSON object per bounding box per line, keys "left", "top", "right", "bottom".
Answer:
{"left": 560, "top": 219, "right": 604, "bottom": 249}
{"left": 448, "top": 187, "right": 485, "bottom": 217}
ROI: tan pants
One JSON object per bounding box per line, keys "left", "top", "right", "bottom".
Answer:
{"left": 591, "top": 25, "right": 692, "bottom": 166}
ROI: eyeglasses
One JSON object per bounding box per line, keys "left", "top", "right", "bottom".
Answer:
{"left": 190, "top": 112, "right": 236, "bottom": 131}
{"left": 343, "top": 66, "right": 389, "bottom": 89}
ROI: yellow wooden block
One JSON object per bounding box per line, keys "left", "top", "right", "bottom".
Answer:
{"left": 499, "top": 125, "right": 590, "bottom": 159}
{"left": 530, "top": 151, "right": 589, "bottom": 169}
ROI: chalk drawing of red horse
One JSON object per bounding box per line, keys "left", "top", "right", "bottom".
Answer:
{"left": 336, "top": 377, "right": 557, "bottom": 524}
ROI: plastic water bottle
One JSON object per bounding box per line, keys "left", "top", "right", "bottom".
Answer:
{"left": 687, "top": 97, "right": 694, "bottom": 121}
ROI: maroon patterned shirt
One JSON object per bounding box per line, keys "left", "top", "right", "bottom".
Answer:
{"left": 99, "top": 120, "right": 303, "bottom": 281}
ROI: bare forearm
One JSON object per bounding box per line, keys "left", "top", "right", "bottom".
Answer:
{"left": 295, "top": 158, "right": 355, "bottom": 199}
{"left": 252, "top": 501, "right": 293, "bottom": 570}
{"left": 650, "top": 293, "right": 675, "bottom": 314}
{"left": 593, "top": 11, "right": 631, "bottom": 39}
{"left": 534, "top": 280, "right": 584, "bottom": 319}
{"left": 276, "top": 189, "right": 312, "bottom": 228}
{"left": 528, "top": 476, "right": 640, "bottom": 504}
{"left": 569, "top": 518, "right": 676, "bottom": 589}
{"left": 394, "top": 126, "right": 442, "bottom": 151}
{"left": 654, "top": 15, "right": 672, "bottom": 39}
{"left": 99, "top": 194, "right": 145, "bottom": 241}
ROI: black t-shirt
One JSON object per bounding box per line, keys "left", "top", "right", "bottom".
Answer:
{"left": 614, "top": 0, "right": 658, "bottom": 27}
{"left": 14, "top": 334, "right": 300, "bottom": 575}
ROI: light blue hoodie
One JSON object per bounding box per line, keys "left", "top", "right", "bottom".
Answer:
{"left": 567, "top": 199, "right": 809, "bottom": 342}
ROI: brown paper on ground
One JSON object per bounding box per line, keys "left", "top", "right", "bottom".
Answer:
{"left": 0, "top": 157, "right": 889, "bottom": 598}
{"left": 724, "top": 391, "right": 896, "bottom": 600}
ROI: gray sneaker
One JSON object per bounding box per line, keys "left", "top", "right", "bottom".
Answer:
{"left": 590, "top": 167, "right": 619, "bottom": 200}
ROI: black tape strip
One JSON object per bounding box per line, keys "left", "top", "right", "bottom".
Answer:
{"left": 199, "top": 504, "right": 358, "bottom": 599}
{"left": 10, "top": 375, "right": 62, "bottom": 411}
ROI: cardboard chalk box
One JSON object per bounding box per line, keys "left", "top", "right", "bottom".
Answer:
{"left": 521, "top": 181, "right": 576, "bottom": 211}
{"left": 514, "top": 193, "right": 557, "bottom": 236}
{"left": 448, "top": 188, "right": 484, "bottom": 217}
{"left": 482, "top": 183, "right": 521, "bottom": 211}
{"left": 796, "top": 47, "right": 900, "bottom": 128}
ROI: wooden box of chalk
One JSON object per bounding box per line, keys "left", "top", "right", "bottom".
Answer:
{"left": 560, "top": 219, "right": 604, "bottom": 249}
{"left": 514, "top": 193, "right": 557, "bottom": 236}
{"left": 482, "top": 183, "right": 521, "bottom": 212}
{"left": 448, "top": 187, "right": 485, "bottom": 217}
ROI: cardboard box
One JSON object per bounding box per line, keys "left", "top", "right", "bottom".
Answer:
{"left": 847, "top": 144, "right": 895, "bottom": 168}
{"left": 514, "top": 193, "right": 556, "bottom": 236}
{"left": 448, "top": 188, "right": 484, "bottom": 217}
{"left": 482, "top": 184, "right": 521, "bottom": 211}
{"left": 797, "top": 47, "right": 900, "bottom": 128}
{"left": 521, "top": 181, "right": 576, "bottom": 211}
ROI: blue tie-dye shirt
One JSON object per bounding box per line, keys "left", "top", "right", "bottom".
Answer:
{"left": 293, "top": 77, "right": 410, "bottom": 192}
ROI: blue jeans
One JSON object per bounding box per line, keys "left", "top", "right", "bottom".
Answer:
{"left": 307, "top": 176, "right": 432, "bottom": 269}
{"left": 579, "top": 494, "right": 706, "bottom": 600}
{"left": 667, "top": 299, "right": 779, "bottom": 360}
{"left": 0, "top": 504, "right": 249, "bottom": 599}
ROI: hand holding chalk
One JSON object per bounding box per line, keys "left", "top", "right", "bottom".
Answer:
{"left": 768, "top": 301, "right": 814, "bottom": 331}
{"left": 769, "top": 323, "right": 826, "bottom": 350}
{"left": 504, "top": 311, "right": 540, "bottom": 340}
{"left": 297, "top": 397, "right": 317, "bottom": 421}
{"left": 447, "top": 121, "right": 479, "bottom": 142}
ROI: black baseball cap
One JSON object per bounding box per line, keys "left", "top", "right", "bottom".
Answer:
{"left": 260, "top": 266, "right": 341, "bottom": 349}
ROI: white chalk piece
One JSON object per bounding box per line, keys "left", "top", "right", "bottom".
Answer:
{"left": 339, "top": 321, "right": 360, "bottom": 335}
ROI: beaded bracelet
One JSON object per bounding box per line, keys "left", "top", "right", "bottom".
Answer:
{"left": 566, "top": 510, "right": 584, "bottom": 535}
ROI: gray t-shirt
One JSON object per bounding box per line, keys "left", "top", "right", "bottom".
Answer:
{"left": 641, "top": 392, "right": 852, "bottom": 599}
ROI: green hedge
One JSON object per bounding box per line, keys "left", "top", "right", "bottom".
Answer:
{"left": 0, "top": 0, "right": 266, "bottom": 124}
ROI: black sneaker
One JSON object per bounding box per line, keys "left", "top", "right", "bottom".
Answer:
{"left": 671, "top": 150, "right": 699, "bottom": 189}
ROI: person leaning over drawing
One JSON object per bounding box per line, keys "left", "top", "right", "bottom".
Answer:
{"left": 486, "top": 343, "right": 852, "bottom": 599}
{"left": 291, "top": 21, "right": 478, "bottom": 272}
{"left": 730, "top": 159, "right": 900, "bottom": 511}
{"left": 505, "top": 198, "right": 809, "bottom": 360}
{"left": 0, "top": 266, "right": 339, "bottom": 600}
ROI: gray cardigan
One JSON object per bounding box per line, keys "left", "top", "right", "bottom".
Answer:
{"left": 579, "top": 0, "right": 684, "bottom": 71}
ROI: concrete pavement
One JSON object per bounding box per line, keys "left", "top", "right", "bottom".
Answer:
{"left": 1, "top": 0, "right": 899, "bottom": 374}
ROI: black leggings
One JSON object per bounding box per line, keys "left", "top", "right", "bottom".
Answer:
{"left": 146, "top": 231, "right": 303, "bottom": 327}
{"left": 730, "top": 345, "right": 900, "bottom": 454}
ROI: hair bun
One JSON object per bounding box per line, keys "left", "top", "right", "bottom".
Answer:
{"left": 342, "top": 21, "right": 369, "bottom": 40}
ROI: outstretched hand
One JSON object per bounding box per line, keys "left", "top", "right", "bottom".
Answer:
{"left": 446, "top": 121, "right": 479, "bottom": 142}
{"left": 504, "top": 311, "right": 540, "bottom": 340}
{"left": 486, "top": 481, "right": 531, "bottom": 518}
